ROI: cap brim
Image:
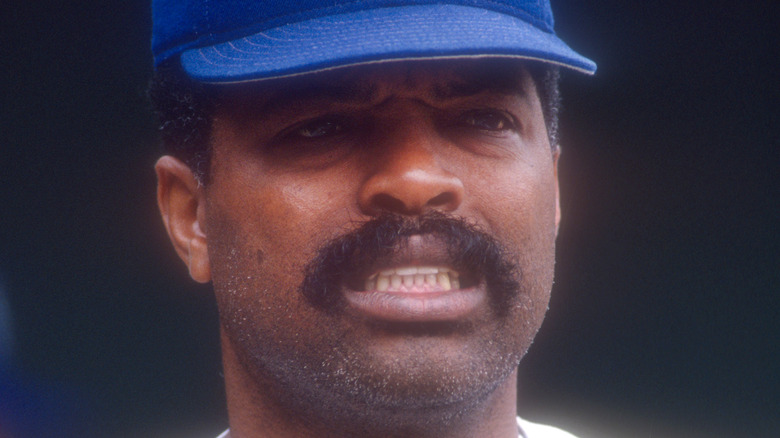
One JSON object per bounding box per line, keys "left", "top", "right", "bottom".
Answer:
{"left": 181, "top": 4, "right": 596, "bottom": 83}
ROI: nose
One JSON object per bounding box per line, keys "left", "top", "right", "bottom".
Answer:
{"left": 358, "top": 123, "right": 464, "bottom": 216}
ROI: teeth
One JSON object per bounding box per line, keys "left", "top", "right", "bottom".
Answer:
{"left": 395, "top": 267, "right": 418, "bottom": 275}
{"left": 437, "top": 272, "right": 451, "bottom": 291}
{"left": 364, "top": 266, "right": 462, "bottom": 292}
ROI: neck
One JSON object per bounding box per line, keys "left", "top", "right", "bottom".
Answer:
{"left": 220, "top": 330, "right": 521, "bottom": 438}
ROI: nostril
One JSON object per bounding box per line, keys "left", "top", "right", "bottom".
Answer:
{"left": 427, "top": 192, "right": 456, "bottom": 208}
{"left": 370, "top": 193, "right": 408, "bottom": 214}
{"left": 369, "top": 191, "right": 458, "bottom": 215}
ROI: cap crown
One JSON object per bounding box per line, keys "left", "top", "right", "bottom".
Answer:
{"left": 152, "top": 0, "right": 554, "bottom": 65}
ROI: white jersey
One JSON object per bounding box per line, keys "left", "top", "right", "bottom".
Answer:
{"left": 215, "top": 416, "right": 578, "bottom": 438}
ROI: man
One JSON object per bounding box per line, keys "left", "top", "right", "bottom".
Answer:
{"left": 149, "top": 1, "right": 595, "bottom": 437}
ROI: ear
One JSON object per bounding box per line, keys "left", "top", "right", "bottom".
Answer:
{"left": 553, "top": 149, "right": 561, "bottom": 236}
{"left": 155, "top": 155, "right": 211, "bottom": 283}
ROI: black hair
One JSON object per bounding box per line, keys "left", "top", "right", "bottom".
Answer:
{"left": 148, "top": 60, "right": 561, "bottom": 183}
{"left": 530, "top": 62, "right": 562, "bottom": 153}
{"left": 148, "top": 61, "right": 216, "bottom": 182}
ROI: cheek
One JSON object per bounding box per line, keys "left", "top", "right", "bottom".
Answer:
{"left": 203, "top": 176, "right": 356, "bottom": 349}
{"left": 210, "top": 177, "right": 353, "bottom": 274}
{"left": 208, "top": 120, "right": 364, "bottom": 266}
{"left": 464, "top": 151, "right": 558, "bottom": 321}
{"left": 205, "top": 154, "right": 370, "bottom": 309}
{"left": 465, "top": 155, "right": 558, "bottom": 246}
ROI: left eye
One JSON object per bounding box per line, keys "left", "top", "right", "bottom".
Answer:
{"left": 295, "top": 118, "right": 345, "bottom": 138}
{"left": 459, "top": 110, "right": 514, "bottom": 132}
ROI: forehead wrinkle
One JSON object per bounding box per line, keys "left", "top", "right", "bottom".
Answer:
{"left": 273, "top": 84, "right": 378, "bottom": 118}
{"left": 431, "top": 72, "right": 528, "bottom": 102}
{"left": 220, "top": 79, "right": 379, "bottom": 122}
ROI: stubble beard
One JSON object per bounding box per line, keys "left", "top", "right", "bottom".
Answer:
{"left": 210, "top": 212, "right": 554, "bottom": 433}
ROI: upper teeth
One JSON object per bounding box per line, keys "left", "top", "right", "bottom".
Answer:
{"left": 364, "top": 266, "right": 460, "bottom": 292}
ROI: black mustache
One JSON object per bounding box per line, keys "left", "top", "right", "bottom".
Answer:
{"left": 300, "top": 212, "right": 520, "bottom": 316}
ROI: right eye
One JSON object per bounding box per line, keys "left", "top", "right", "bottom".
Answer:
{"left": 264, "top": 115, "right": 359, "bottom": 168}
{"left": 293, "top": 117, "right": 346, "bottom": 139}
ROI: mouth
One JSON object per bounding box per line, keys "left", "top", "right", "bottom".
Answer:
{"left": 343, "top": 264, "right": 486, "bottom": 323}
{"left": 364, "top": 266, "right": 463, "bottom": 292}
{"left": 301, "top": 215, "right": 517, "bottom": 322}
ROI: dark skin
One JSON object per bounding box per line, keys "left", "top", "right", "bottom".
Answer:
{"left": 156, "top": 60, "right": 561, "bottom": 438}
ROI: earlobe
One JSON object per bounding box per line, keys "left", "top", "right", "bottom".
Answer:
{"left": 155, "top": 155, "right": 211, "bottom": 283}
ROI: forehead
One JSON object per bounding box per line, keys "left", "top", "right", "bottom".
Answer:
{"left": 215, "top": 59, "right": 536, "bottom": 115}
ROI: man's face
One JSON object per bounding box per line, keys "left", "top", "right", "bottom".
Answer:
{"left": 200, "top": 60, "right": 559, "bottom": 420}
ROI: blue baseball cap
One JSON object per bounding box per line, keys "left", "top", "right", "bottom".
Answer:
{"left": 152, "top": 0, "right": 596, "bottom": 83}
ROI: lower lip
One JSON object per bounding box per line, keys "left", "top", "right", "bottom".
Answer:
{"left": 342, "top": 286, "right": 486, "bottom": 322}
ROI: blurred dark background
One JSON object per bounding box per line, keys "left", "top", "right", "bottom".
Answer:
{"left": 1, "top": 1, "right": 777, "bottom": 437}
